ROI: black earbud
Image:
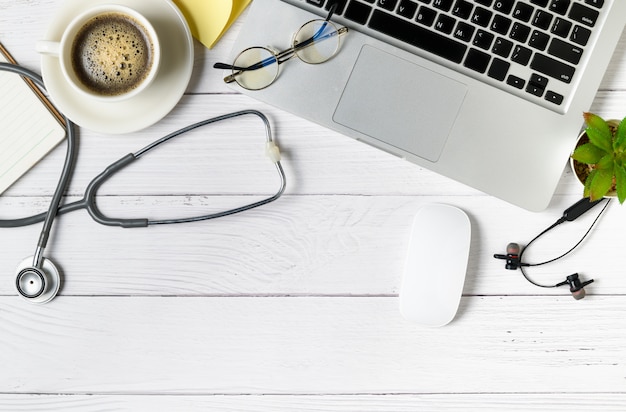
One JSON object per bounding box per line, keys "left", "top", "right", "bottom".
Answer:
{"left": 557, "top": 273, "right": 594, "bottom": 300}
{"left": 493, "top": 242, "right": 523, "bottom": 270}
{"left": 492, "top": 198, "right": 610, "bottom": 301}
{"left": 494, "top": 243, "right": 595, "bottom": 299}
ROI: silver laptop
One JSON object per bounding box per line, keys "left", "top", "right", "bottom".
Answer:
{"left": 222, "top": 0, "right": 625, "bottom": 211}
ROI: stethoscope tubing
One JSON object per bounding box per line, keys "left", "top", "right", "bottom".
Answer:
{"left": 1, "top": 63, "right": 286, "bottom": 305}
{"left": 0, "top": 63, "right": 78, "bottom": 267}
{"left": 0, "top": 72, "right": 286, "bottom": 228}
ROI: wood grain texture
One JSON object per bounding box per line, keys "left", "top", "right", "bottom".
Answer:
{"left": 2, "top": 297, "right": 625, "bottom": 394}
{"left": 1, "top": 194, "right": 624, "bottom": 297}
{"left": 2, "top": 394, "right": 626, "bottom": 412}
{"left": 1, "top": 0, "right": 625, "bottom": 410}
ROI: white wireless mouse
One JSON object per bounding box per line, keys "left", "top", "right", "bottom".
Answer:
{"left": 399, "top": 204, "right": 471, "bottom": 327}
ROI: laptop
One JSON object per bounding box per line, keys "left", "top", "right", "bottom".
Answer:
{"left": 223, "top": 0, "right": 626, "bottom": 211}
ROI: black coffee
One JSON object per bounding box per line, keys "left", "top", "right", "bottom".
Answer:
{"left": 71, "top": 12, "right": 154, "bottom": 96}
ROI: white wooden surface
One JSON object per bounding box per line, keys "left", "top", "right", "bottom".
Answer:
{"left": 1, "top": 1, "right": 626, "bottom": 410}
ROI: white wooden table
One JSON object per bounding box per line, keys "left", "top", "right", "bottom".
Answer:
{"left": 1, "top": 1, "right": 626, "bottom": 410}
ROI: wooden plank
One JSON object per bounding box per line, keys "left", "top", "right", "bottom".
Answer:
{"left": 1, "top": 195, "right": 623, "bottom": 296}
{"left": 1, "top": 296, "right": 625, "bottom": 394}
{"left": 1, "top": 394, "right": 626, "bottom": 411}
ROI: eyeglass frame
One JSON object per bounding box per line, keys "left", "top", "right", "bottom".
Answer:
{"left": 213, "top": 5, "right": 349, "bottom": 90}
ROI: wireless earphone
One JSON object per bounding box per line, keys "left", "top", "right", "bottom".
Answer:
{"left": 494, "top": 197, "right": 611, "bottom": 300}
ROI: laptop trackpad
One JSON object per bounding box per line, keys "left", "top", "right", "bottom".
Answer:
{"left": 333, "top": 45, "right": 467, "bottom": 162}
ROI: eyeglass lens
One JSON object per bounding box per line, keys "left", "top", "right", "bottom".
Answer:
{"left": 230, "top": 19, "right": 343, "bottom": 90}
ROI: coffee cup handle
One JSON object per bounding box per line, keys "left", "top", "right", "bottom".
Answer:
{"left": 36, "top": 41, "right": 61, "bottom": 56}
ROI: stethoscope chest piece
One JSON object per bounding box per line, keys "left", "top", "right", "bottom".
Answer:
{"left": 15, "top": 257, "right": 61, "bottom": 304}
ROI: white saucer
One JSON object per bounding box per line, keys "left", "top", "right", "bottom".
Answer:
{"left": 41, "top": 0, "right": 194, "bottom": 134}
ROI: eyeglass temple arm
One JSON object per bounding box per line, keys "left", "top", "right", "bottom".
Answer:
{"left": 213, "top": 53, "right": 282, "bottom": 84}
{"left": 214, "top": 27, "right": 347, "bottom": 84}
{"left": 214, "top": 2, "right": 345, "bottom": 84}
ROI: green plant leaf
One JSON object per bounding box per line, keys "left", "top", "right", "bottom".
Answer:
{"left": 583, "top": 169, "right": 595, "bottom": 198}
{"left": 572, "top": 142, "right": 607, "bottom": 164}
{"left": 586, "top": 126, "right": 614, "bottom": 153}
{"left": 584, "top": 112, "right": 612, "bottom": 137}
{"left": 615, "top": 116, "right": 626, "bottom": 152}
{"left": 597, "top": 153, "right": 615, "bottom": 171}
{"left": 616, "top": 164, "right": 626, "bottom": 204}
{"left": 589, "top": 168, "right": 614, "bottom": 201}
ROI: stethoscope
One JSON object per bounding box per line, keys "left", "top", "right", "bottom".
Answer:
{"left": 0, "top": 62, "right": 286, "bottom": 304}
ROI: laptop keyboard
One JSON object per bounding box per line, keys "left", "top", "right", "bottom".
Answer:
{"left": 299, "top": 0, "right": 608, "bottom": 113}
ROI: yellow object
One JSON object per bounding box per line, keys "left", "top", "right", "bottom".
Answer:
{"left": 173, "top": 0, "right": 251, "bottom": 49}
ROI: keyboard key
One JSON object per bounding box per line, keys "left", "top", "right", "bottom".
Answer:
{"left": 307, "top": 0, "right": 325, "bottom": 7}
{"left": 488, "top": 57, "right": 510, "bottom": 80}
{"left": 510, "top": 22, "right": 531, "bottom": 42}
{"left": 397, "top": 0, "right": 418, "bottom": 18}
{"left": 529, "top": 30, "right": 550, "bottom": 51}
{"left": 507, "top": 75, "right": 525, "bottom": 89}
{"left": 526, "top": 83, "right": 544, "bottom": 97}
{"left": 416, "top": 6, "right": 437, "bottom": 26}
{"left": 345, "top": 1, "right": 373, "bottom": 24}
{"left": 549, "top": 0, "right": 571, "bottom": 15}
{"left": 493, "top": 37, "right": 514, "bottom": 57}
{"left": 454, "top": 21, "right": 475, "bottom": 41}
{"left": 464, "top": 48, "right": 491, "bottom": 73}
{"left": 551, "top": 17, "right": 572, "bottom": 37}
{"left": 528, "top": 73, "right": 548, "bottom": 89}
{"left": 530, "top": 53, "right": 575, "bottom": 83}
{"left": 326, "top": 0, "right": 348, "bottom": 14}
{"left": 491, "top": 15, "right": 512, "bottom": 35}
{"left": 513, "top": 3, "right": 534, "bottom": 22}
{"left": 475, "top": 0, "right": 492, "bottom": 6}
{"left": 368, "top": 10, "right": 468, "bottom": 63}
{"left": 452, "top": 0, "right": 473, "bottom": 19}
{"left": 530, "top": 73, "right": 549, "bottom": 88}
{"left": 545, "top": 90, "right": 564, "bottom": 105}
{"left": 378, "top": 0, "right": 399, "bottom": 11}
{"left": 571, "top": 25, "right": 591, "bottom": 46}
{"left": 548, "top": 37, "right": 583, "bottom": 64}
{"left": 474, "top": 29, "right": 495, "bottom": 50}
{"left": 471, "top": 7, "right": 493, "bottom": 27}
{"left": 433, "top": 0, "right": 454, "bottom": 12}
{"left": 585, "top": 0, "right": 604, "bottom": 9}
{"left": 435, "top": 14, "right": 457, "bottom": 34}
{"left": 494, "top": 0, "right": 515, "bottom": 15}
{"left": 531, "top": 0, "right": 549, "bottom": 6}
{"left": 532, "top": 10, "right": 554, "bottom": 30}
{"left": 569, "top": 3, "right": 599, "bottom": 27}
{"left": 511, "top": 45, "right": 532, "bottom": 65}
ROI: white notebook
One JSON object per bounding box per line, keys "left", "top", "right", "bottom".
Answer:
{"left": 0, "top": 44, "right": 65, "bottom": 194}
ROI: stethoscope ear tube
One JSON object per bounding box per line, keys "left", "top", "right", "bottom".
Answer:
{"left": 82, "top": 153, "right": 149, "bottom": 228}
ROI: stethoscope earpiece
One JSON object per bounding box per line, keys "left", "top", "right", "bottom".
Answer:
{"left": 15, "top": 257, "right": 61, "bottom": 304}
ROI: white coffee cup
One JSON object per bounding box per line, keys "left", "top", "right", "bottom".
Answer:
{"left": 37, "top": 4, "right": 161, "bottom": 102}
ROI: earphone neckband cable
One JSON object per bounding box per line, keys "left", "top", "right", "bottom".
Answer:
{"left": 518, "top": 197, "right": 611, "bottom": 288}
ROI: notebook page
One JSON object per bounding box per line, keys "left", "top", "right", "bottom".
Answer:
{"left": 0, "top": 50, "right": 65, "bottom": 194}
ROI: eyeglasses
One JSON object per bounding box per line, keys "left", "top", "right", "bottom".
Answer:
{"left": 213, "top": 5, "right": 348, "bottom": 90}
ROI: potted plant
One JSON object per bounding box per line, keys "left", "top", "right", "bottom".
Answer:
{"left": 571, "top": 112, "right": 626, "bottom": 204}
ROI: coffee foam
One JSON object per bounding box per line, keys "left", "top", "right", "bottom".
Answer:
{"left": 71, "top": 12, "right": 153, "bottom": 96}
